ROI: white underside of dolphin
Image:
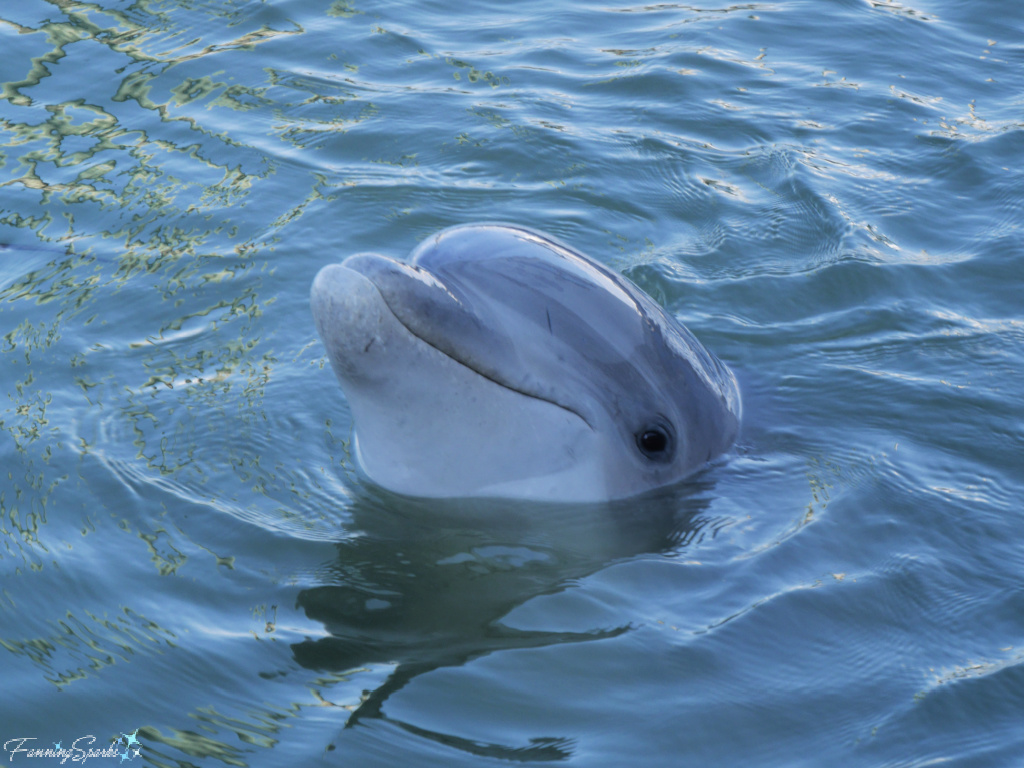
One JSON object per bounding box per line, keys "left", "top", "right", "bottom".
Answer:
{"left": 311, "top": 224, "right": 740, "bottom": 502}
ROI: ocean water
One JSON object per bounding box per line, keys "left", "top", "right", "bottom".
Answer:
{"left": 2, "top": 0, "right": 1023, "bottom": 766}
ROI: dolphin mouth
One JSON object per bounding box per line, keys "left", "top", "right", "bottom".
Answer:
{"left": 342, "top": 256, "right": 595, "bottom": 431}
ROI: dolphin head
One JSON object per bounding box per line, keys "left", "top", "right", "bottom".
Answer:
{"left": 311, "top": 224, "right": 740, "bottom": 502}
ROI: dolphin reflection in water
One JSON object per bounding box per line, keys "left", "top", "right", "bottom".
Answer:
{"left": 291, "top": 487, "right": 726, "bottom": 759}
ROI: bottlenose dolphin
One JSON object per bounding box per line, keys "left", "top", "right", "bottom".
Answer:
{"left": 310, "top": 224, "right": 740, "bottom": 501}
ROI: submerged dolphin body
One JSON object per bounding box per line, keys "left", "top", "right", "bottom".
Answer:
{"left": 311, "top": 224, "right": 740, "bottom": 501}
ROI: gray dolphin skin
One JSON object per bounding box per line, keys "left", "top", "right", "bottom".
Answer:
{"left": 310, "top": 224, "right": 741, "bottom": 502}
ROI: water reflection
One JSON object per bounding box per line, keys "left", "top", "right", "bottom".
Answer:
{"left": 292, "top": 484, "right": 721, "bottom": 760}
{"left": 0, "top": 0, "right": 329, "bottom": 568}
{"left": 0, "top": 604, "right": 177, "bottom": 690}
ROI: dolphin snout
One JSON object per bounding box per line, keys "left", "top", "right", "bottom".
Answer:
{"left": 310, "top": 262, "right": 393, "bottom": 379}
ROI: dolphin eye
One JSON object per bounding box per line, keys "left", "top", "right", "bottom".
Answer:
{"left": 636, "top": 427, "right": 671, "bottom": 460}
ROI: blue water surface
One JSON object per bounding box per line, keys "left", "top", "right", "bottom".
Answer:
{"left": 1, "top": 0, "right": 1023, "bottom": 766}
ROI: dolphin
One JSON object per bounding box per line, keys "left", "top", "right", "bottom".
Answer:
{"left": 310, "top": 224, "right": 740, "bottom": 502}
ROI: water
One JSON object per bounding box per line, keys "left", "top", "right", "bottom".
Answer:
{"left": 1, "top": 0, "right": 1022, "bottom": 765}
